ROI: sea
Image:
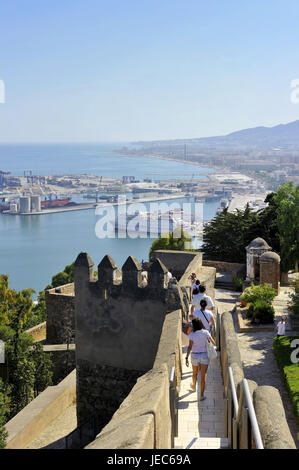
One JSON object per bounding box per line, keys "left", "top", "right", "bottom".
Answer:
{"left": 0, "top": 143, "right": 220, "bottom": 295}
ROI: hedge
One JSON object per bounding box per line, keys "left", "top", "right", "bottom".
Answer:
{"left": 273, "top": 336, "right": 299, "bottom": 421}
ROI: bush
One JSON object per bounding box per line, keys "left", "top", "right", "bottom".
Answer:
{"left": 246, "top": 303, "right": 255, "bottom": 319}
{"left": 273, "top": 336, "right": 299, "bottom": 421}
{"left": 242, "top": 283, "right": 277, "bottom": 305}
{"left": 288, "top": 279, "right": 299, "bottom": 316}
{"left": 251, "top": 299, "right": 275, "bottom": 324}
{"left": 234, "top": 277, "right": 243, "bottom": 292}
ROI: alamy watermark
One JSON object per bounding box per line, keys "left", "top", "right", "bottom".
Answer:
{"left": 0, "top": 79, "right": 5, "bottom": 103}
{"left": 290, "top": 79, "right": 299, "bottom": 104}
{"left": 290, "top": 338, "right": 299, "bottom": 364}
{"left": 94, "top": 196, "right": 203, "bottom": 249}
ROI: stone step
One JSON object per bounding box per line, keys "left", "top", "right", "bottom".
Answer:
{"left": 174, "top": 437, "right": 229, "bottom": 449}
{"left": 215, "top": 282, "right": 236, "bottom": 290}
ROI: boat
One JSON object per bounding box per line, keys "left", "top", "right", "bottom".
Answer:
{"left": 41, "top": 197, "right": 71, "bottom": 209}
{"left": 114, "top": 209, "right": 203, "bottom": 238}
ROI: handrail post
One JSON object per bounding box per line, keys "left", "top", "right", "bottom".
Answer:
{"left": 216, "top": 308, "right": 221, "bottom": 351}
{"left": 169, "top": 366, "right": 178, "bottom": 448}
{"left": 242, "top": 379, "right": 263, "bottom": 449}
{"left": 227, "top": 367, "right": 239, "bottom": 449}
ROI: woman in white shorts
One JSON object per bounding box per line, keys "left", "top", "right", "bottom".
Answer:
{"left": 185, "top": 318, "right": 216, "bottom": 400}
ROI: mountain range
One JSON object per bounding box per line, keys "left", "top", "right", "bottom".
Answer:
{"left": 134, "top": 120, "right": 299, "bottom": 149}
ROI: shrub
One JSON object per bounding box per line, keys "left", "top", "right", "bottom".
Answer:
{"left": 246, "top": 303, "right": 255, "bottom": 319}
{"left": 288, "top": 279, "right": 299, "bottom": 316}
{"left": 273, "top": 336, "right": 299, "bottom": 420}
{"left": 234, "top": 277, "right": 243, "bottom": 292}
{"left": 242, "top": 283, "right": 277, "bottom": 305}
{"left": 251, "top": 299, "right": 275, "bottom": 324}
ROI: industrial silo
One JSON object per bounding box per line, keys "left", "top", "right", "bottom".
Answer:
{"left": 31, "top": 195, "right": 41, "bottom": 213}
{"left": 9, "top": 203, "right": 18, "bottom": 213}
{"left": 19, "top": 196, "right": 31, "bottom": 213}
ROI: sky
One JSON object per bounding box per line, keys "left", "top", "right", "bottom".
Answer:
{"left": 0, "top": 0, "right": 299, "bottom": 143}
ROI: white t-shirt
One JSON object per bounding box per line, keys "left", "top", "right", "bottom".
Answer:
{"left": 192, "top": 293, "right": 214, "bottom": 310}
{"left": 167, "top": 272, "right": 172, "bottom": 281}
{"left": 277, "top": 321, "right": 286, "bottom": 335}
{"left": 193, "top": 309, "right": 214, "bottom": 331}
{"left": 189, "top": 329, "right": 211, "bottom": 353}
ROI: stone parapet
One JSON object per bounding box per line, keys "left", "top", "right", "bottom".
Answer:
{"left": 253, "top": 386, "right": 296, "bottom": 449}
{"left": 5, "top": 370, "right": 76, "bottom": 449}
{"left": 85, "top": 364, "right": 171, "bottom": 449}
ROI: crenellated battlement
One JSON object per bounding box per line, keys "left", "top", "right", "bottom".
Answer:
{"left": 74, "top": 252, "right": 169, "bottom": 299}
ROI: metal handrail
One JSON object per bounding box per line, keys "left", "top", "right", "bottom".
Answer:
{"left": 226, "top": 367, "right": 264, "bottom": 449}
{"left": 228, "top": 366, "right": 239, "bottom": 418}
{"left": 242, "top": 379, "right": 264, "bottom": 449}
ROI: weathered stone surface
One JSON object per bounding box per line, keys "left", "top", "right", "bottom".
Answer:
{"left": 86, "top": 414, "right": 155, "bottom": 449}
{"left": 5, "top": 370, "right": 76, "bottom": 449}
{"left": 253, "top": 386, "right": 296, "bottom": 449}
{"left": 76, "top": 359, "right": 144, "bottom": 426}
{"left": 152, "top": 250, "right": 201, "bottom": 280}
{"left": 260, "top": 251, "right": 281, "bottom": 293}
{"left": 86, "top": 364, "right": 171, "bottom": 449}
{"left": 220, "top": 311, "right": 244, "bottom": 392}
{"left": 153, "top": 309, "right": 182, "bottom": 392}
{"left": 45, "top": 284, "right": 75, "bottom": 344}
{"left": 43, "top": 345, "right": 76, "bottom": 385}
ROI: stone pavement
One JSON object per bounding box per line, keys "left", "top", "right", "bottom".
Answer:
{"left": 174, "top": 347, "right": 228, "bottom": 449}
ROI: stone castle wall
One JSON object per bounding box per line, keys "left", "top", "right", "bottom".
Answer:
{"left": 74, "top": 252, "right": 188, "bottom": 426}
{"left": 45, "top": 283, "right": 75, "bottom": 344}
{"left": 86, "top": 309, "right": 182, "bottom": 449}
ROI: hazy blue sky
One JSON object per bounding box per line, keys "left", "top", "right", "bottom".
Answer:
{"left": 0, "top": 0, "right": 299, "bottom": 142}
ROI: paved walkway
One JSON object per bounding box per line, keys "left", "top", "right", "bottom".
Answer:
{"left": 175, "top": 287, "right": 299, "bottom": 449}
{"left": 174, "top": 349, "right": 228, "bottom": 449}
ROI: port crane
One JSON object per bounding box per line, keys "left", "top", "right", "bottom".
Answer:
{"left": 0, "top": 170, "right": 11, "bottom": 189}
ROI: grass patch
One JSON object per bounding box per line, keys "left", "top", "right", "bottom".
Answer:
{"left": 273, "top": 336, "right": 299, "bottom": 421}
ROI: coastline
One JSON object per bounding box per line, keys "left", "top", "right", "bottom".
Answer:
{"left": 112, "top": 150, "right": 218, "bottom": 172}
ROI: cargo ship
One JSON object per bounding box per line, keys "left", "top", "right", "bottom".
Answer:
{"left": 41, "top": 196, "right": 72, "bottom": 209}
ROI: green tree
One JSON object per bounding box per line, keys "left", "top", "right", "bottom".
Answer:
{"left": 31, "top": 343, "right": 53, "bottom": 397}
{"left": 7, "top": 309, "right": 36, "bottom": 417}
{"left": 274, "top": 182, "right": 299, "bottom": 273}
{"left": 149, "top": 229, "right": 194, "bottom": 261}
{"left": 201, "top": 205, "right": 261, "bottom": 262}
{"left": 0, "top": 378, "right": 10, "bottom": 449}
{"left": 23, "top": 289, "right": 47, "bottom": 330}
{"left": 51, "top": 262, "right": 74, "bottom": 288}
{"left": 0, "top": 275, "right": 34, "bottom": 327}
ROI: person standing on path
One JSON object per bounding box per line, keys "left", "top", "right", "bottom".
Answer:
{"left": 276, "top": 316, "right": 287, "bottom": 336}
{"left": 185, "top": 318, "right": 216, "bottom": 400}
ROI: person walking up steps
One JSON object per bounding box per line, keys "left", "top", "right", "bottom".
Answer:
{"left": 185, "top": 318, "right": 216, "bottom": 400}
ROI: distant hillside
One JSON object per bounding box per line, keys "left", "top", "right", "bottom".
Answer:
{"left": 133, "top": 120, "right": 299, "bottom": 149}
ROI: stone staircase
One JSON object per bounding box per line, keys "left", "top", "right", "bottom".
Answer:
{"left": 174, "top": 350, "right": 229, "bottom": 450}
{"left": 215, "top": 272, "right": 235, "bottom": 291}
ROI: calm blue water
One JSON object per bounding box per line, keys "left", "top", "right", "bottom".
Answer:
{"left": 0, "top": 143, "right": 214, "bottom": 180}
{"left": 0, "top": 144, "right": 219, "bottom": 294}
